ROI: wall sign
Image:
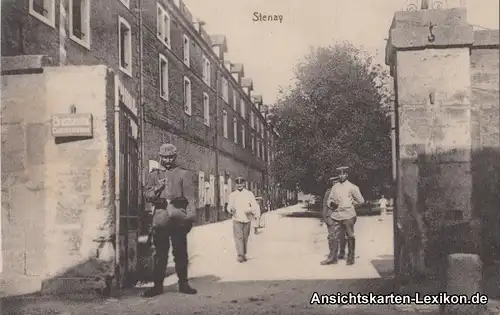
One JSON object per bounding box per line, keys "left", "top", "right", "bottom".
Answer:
{"left": 51, "top": 113, "right": 93, "bottom": 137}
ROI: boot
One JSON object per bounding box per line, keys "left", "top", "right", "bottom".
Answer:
{"left": 179, "top": 281, "right": 197, "bottom": 294}
{"left": 321, "top": 239, "right": 338, "bottom": 265}
{"left": 338, "top": 236, "right": 346, "bottom": 259}
{"left": 346, "top": 238, "right": 355, "bottom": 265}
{"left": 141, "top": 281, "right": 164, "bottom": 297}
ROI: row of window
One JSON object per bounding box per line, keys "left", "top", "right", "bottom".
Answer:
{"left": 156, "top": 3, "right": 265, "bottom": 131}
{"left": 29, "top": 0, "right": 276, "bottom": 161}
{"left": 30, "top": 0, "right": 93, "bottom": 49}
{"left": 198, "top": 171, "right": 263, "bottom": 207}
{"left": 30, "top": 0, "right": 134, "bottom": 76}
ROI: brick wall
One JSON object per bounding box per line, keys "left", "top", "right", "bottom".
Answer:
{"left": 1, "top": 0, "right": 139, "bottom": 101}
{"left": 1, "top": 0, "right": 275, "bottom": 231}
{"left": 141, "top": 0, "right": 269, "bottom": 224}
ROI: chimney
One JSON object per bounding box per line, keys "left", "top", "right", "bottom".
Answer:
{"left": 193, "top": 19, "right": 206, "bottom": 33}
{"left": 241, "top": 77, "right": 253, "bottom": 97}
{"left": 252, "top": 94, "right": 263, "bottom": 110}
{"left": 210, "top": 35, "right": 228, "bottom": 61}
{"left": 224, "top": 60, "right": 232, "bottom": 72}
{"left": 230, "top": 63, "right": 244, "bottom": 84}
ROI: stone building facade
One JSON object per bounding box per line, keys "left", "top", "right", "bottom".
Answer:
{"left": 1, "top": 0, "right": 291, "bottom": 295}
{"left": 1, "top": 0, "right": 287, "bottom": 225}
{"left": 386, "top": 2, "right": 499, "bottom": 297}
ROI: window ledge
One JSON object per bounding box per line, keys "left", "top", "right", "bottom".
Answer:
{"left": 184, "top": 110, "right": 192, "bottom": 116}
{"left": 119, "top": 66, "right": 133, "bottom": 78}
{"left": 160, "top": 94, "right": 169, "bottom": 102}
{"left": 29, "top": 10, "right": 55, "bottom": 28}
{"left": 157, "top": 35, "right": 172, "bottom": 50}
{"left": 70, "top": 35, "right": 91, "bottom": 50}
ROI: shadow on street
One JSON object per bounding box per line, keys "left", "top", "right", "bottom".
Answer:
{"left": 2, "top": 276, "right": 403, "bottom": 315}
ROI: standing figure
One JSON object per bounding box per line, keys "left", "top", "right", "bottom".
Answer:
{"left": 142, "top": 143, "right": 197, "bottom": 297}
{"left": 226, "top": 177, "right": 260, "bottom": 263}
{"left": 321, "top": 166, "right": 364, "bottom": 266}
{"left": 379, "top": 194, "right": 388, "bottom": 216}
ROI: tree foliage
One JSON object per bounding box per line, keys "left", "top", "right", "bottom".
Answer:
{"left": 269, "top": 42, "right": 392, "bottom": 198}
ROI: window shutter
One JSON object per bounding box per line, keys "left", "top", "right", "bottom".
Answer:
{"left": 198, "top": 171, "right": 205, "bottom": 207}
{"left": 209, "top": 175, "right": 215, "bottom": 206}
{"left": 219, "top": 175, "right": 225, "bottom": 206}
{"left": 227, "top": 178, "right": 232, "bottom": 200}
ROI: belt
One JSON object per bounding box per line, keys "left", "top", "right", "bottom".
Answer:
{"left": 152, "top": 198, "right": 171, "bottom": 209}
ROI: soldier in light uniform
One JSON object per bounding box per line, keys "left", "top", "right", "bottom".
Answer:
{"left": 226, "top": 177, "right": 260, "bottom": 263}
{"left": 141, "top": 143, "right": 197, "bottom": 297}
{"left": 321, "top": 166, "right": 364, "bottom": 266}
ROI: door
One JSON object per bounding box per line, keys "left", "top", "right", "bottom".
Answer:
{"left": 117, "top": 102, "right": 140, "bottom": 288}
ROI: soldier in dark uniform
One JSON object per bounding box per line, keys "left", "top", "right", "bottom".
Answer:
{"left": 141, "top": 143, "right": 198, "bottom": 297}
{"left": 321, "top": 176, "right": 347, "bottom": 260}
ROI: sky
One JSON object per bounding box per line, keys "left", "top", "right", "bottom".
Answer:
{"left": 182, "top": 0, "right": 499, "bottom": 105}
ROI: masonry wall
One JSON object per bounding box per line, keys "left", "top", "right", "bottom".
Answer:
{"left": 470, "top": 44, "right": 500, "bottom": 264}
{"left": 1, "top": 64, "right": 116, "bottom": 295}
{"left": 141, "top": 0, "right": 269, "bottom": 224}
{"left": 1, "top": 0, "right": 276, "bottom": 228}
{"left": 386, "top": 8, "right": 500, "bottom": 294}
{"left": 0, "top": 0, "right": 139, "bottom": 102}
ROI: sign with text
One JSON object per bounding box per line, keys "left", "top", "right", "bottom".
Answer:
{"left": 51, "top": 113, "right": 93, "bottom": 137}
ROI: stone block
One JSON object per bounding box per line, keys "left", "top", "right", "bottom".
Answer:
{"left": 396, "top": 49, "right": 471, "bottom": 106}
{"left": 473, "top": 30, "right": 500, "bottom": 47}
{"left": 443, "top": 253, "right": 486, "bottom": 315}
{"left": 391, "top": 8, "right": 468, "bottom": 29}
{"left": 391, "top": 25, "right": 474, "bottom": 49}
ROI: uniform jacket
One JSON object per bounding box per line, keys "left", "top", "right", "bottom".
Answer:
{"left": 145, "top": 164, "right": 196, "bottom": 224}
{"left": 327, "top": 180, "right": 364, "bottom": 221}
{"left": 227, "top": 188, "right": 260, "bottom": 223}
{"left": 322, "top": 188, "right": 333, "bottom": 224}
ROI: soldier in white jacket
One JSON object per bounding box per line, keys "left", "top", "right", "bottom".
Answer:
{"left": 226, "top": 177, "right": 261, "bottom": 263}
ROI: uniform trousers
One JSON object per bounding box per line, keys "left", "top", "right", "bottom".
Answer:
{"left": 233, "top": 220, "right": 251, "bottom": 257}
{"left": 151, "top": 213, "right": 192, "bottom": 285}
{"left": 326, "top": 217, "right": 357, "bottom": 259}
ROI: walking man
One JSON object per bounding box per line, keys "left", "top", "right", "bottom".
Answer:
{"left": 142, "top": 143, "right": 197, "bottom": 297}
{"left": 321, "top": 166, "right": 364, "bottom": 266}
{"left": 227, "top": 177, "right": 260, "bottom": 263}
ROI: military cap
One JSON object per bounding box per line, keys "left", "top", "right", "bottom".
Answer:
{"left": 336, "top": 166, "right": 349, "bottom": 172}
{"left": 159, "top": 143, "right": 178, "bottom": 156}
{"left": 234, "top": 176, "right": 246, "bottom": 184}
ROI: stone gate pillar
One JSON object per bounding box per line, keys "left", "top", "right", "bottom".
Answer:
{"left": 385, "top": 7, "right": 479, "bottom": 285}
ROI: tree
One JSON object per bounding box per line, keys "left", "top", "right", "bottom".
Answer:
{"left": 269, "top": 41, "right": 392, "bottom": 198}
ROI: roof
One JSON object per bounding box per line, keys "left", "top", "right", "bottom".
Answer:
{"left": 252, "top": 95, "right": 263, "bottom": 104}
{"left": 230, "top": 63, "right": 244, "bottom": 73}
{"left": 241, "top": 77, "right": 253, "bottom": 88}
{"left": 210, "top": 35, "right": 228, "bottom": 52}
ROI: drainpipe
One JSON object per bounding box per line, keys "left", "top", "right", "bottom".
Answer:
{"left": 214, "top": 63, "right": 221, "bottom": 222}
{"left": 137, "top": 1, "right": 145, "bottom": 205}
{"left": 113, "top": 74, "right": 122, "bottom": 290}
